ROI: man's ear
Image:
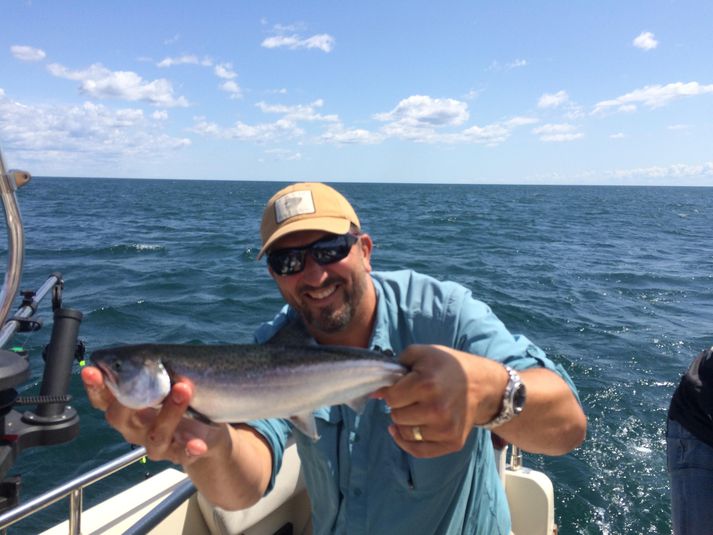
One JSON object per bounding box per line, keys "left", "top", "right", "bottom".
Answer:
{"left": 358, "top": 233, "right": 374, "bottom": 272}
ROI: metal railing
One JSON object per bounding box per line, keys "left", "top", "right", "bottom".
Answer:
{"left": 0, "top": 148, "right": 27, "bottom": 330}
{"left": 0, "top": 447, "right": 148, "bottom": 533}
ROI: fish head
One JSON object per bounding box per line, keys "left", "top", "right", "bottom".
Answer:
{"left": 90, "top": 345, "right": 172, "bottom": 410}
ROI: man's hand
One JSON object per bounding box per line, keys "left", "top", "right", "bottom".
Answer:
{"left": 373, "top": 344, "right": 507, "bottom": 458}
{"left": 374, "top": 344, "right": 587, "bottom": 458}
{"left": 81, "top": 365, "right": 226, "bottom": 466}
{"left": 82, "top": 365, "right": 274, "bottom": 510}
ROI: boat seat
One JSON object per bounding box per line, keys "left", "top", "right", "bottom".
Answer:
{"left": 197, "top": 442, "right": 311, "bottom": 535}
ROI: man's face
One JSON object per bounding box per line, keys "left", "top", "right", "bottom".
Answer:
{"left": 267, "top": 230, "right": 373, "bottom": 337}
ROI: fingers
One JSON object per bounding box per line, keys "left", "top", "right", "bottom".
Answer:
{"left": 376, "top": 344, "right": 477, "bottom": 457}
{"left": 145, "top": 383, "right": 193, "bottom": 460}
{"left": 377, "top": 371, "right": 426, "bottom": 409}
{"left": 387, "top": 424, "right": 463, "bottom": 458}
{"left": 81, "top": 366, "right": 113, "bottom": 411}
{"left": 83, "top": 369, "right": 211, "bottom": 465}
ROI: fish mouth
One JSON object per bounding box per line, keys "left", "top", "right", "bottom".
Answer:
{"left": 92, "top": 359, "right": 119, "bottom": 390}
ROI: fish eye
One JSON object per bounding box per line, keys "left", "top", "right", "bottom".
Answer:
{"left": 111, "top": 359, "right": 122, "bottom": 372}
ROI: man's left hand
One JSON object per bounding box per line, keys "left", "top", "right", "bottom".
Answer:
{"left": 373, "top": 344, "right": 507, "bottom": 458}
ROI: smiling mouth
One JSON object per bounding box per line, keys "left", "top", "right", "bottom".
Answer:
{"left": 305, "top": 284, "right": 338, "bottom": 301}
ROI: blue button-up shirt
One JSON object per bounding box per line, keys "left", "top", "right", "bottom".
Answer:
{"left": 249, "top": 270, "right": 579, "bottom": 535}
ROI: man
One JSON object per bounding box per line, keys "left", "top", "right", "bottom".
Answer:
{"left": 667, "top": 345, "right": 713, "bottom": 534}
{"left": 83, "top": 182, "right": 586, "bottom": 534}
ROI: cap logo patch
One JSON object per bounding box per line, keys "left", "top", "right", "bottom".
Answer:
{"left": 274, "top": 190, "right": 316, "bottom": 223}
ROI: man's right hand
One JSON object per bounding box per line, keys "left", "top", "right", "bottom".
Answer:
{"left": 81, "top": 365, "right": 226, "bottom": 465}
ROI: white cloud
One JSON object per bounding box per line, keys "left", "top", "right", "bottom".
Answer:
{"left": 508, "top": 59, "right": 528, "bottom": 69}
{"left": 610, "top": 162, "right": 713, "bottom": 180}
{"left": 610, "top": 132, "right": 625, "bottom": 139}
{"left": 505, "top": 116, "right": 539, "bottom": 127}
{"left": 163, "top": 34, "right": 180, "bottom": 45}
{"left": 191, "top": 116, "right": 303, "bottom": 142}
{"left": 538, "top": 90, "right": 569, "bottom": 109}
{"left": 256, "top": 99, "right": 338, "bottom": 122}
{"left": 214, "top": 63, "right": 237, "bottom": 79}
{"left": 263, "top": 148, "right": 302, "bottom": 161}
{"left": 667, "top": 124, "right": 691, "bottom": 131}
{"left": 11, "top": 45, "right": 47, "bottom": 62}
{"left": 152, "top": 110, "right": 169, "bottom": 120}
{"left": 321, "top": 125, "right": 382, "bottom": 145}
{"left": 532, "top": 123, "right": 584, "bottom": 142}
{"left": 0, "top": 89, "right": 190, "bottom": 167}
{"left": 593, "top": 82, "right": 713, "bottom": 114}
{"left": 488, "top": 59, "right": 528, "bottom": 71}
{"left": 47, "top": 63, "right": 189, "bottom": 107}
{"left": 158, "top": 55, "right": 195, "bottom": 68}
{"left": 261, "top": 33, "right": 335, "bottom": 52}
{"left": 374, "top": 95, "right": 469, "bottom": 128}
{"left": 633, "top": 31, "right": 658, "bottom": 51}
{"left": 157, "top": 55, "right": 212, "bottom": 68}
{"left": 459, "top": 124, "right": 511, "bottom": 145}
{"left": 220, "top": 80, "right": 242, "bottom": 99}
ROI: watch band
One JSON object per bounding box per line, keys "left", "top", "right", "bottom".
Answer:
{"left": 480, "top": 365, "right": 526, "bottom": 430}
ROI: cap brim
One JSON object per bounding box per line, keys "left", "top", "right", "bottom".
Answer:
{"left": 257, "top": 217, "right": 352, "bottom": 259}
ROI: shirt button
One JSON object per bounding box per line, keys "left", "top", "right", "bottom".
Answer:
{"left": 353, "top": 488, "right": 362, "bottom": 497}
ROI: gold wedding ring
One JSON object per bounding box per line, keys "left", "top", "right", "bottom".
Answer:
{"left": 412, "top": 425, "right": 424, "bottom": 442}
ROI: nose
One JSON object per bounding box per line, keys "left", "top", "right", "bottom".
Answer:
{"left": 299, "top": 254, "right": 329, "bottom": 286}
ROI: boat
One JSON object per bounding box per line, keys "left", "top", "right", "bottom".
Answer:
{"left": 0, "top": 146, "right": 558, "bottom": 534}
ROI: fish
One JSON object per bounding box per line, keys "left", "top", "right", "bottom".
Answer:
{"left": 90, "top": 343, "right": 406, "bottom": 439}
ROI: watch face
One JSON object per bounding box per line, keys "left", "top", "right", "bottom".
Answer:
{"left": 513, "top": 383, "right": 527, "bottom": 414}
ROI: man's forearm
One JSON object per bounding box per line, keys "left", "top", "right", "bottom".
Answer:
{"left": 186, "top": 424, "right": 274, "bottom": 510}
{"left": 492, "top": 367, "right": 586, "bottom": 455}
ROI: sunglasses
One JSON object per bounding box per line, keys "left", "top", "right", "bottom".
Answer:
{"left": 267, "top": 233, "right": 360, "bottom": 276}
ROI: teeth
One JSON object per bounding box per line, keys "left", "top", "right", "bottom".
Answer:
{"left": 307, "top": 285, "right": 337, "bottom": 300}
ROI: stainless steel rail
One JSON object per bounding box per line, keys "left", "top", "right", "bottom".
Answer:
{"left": 0, "top": 148, "right": 25, "bottom": 330}
{"left": 0, "top": 446, "right": 148, "bottom": 533}
{"left": 0, "top": 273, "right": 61, "bottom": 348}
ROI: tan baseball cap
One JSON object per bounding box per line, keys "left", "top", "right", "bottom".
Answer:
{"left": 257, "top": 182, "right": 360, "bottom": 259}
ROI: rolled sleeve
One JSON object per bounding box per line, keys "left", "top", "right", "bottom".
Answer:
{"left": 453, "top": 286, "right": 581, "bottom": 404}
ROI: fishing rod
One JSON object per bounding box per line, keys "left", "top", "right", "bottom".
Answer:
{"left": 0, "top": 146, "right": 83, "bottom": 511}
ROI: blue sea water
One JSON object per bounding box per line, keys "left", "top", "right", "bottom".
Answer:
{"left": 2, "top": 178, "right": 712, "bottom": 533}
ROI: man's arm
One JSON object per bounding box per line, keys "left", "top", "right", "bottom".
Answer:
{"left": 82, "top": 366, "right": 274, "bottom": 510}
{"left": 375, "top": 344, "right": 586, "bottom": 458}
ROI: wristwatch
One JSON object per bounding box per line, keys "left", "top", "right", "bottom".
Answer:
{"left": 480, "top": 365, "right": 527, "bottom": 430}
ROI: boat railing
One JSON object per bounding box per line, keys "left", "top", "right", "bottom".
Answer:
{"left": 0, "top": 446, "right": 148, "bottom": 534}
{"left": 0, "top": 147, "right": 28, "bottom": 330}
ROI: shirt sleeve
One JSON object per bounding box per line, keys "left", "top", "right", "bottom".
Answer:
{"left": 450, "top": 284, "right": 581, "bottom": 404}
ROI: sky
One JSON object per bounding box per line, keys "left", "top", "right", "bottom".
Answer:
{"left": 0, "top": 1, "right": 712, "bottom": 185}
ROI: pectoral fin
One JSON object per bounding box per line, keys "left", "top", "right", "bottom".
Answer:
{"left": 290, "top": 413, "right": 320, "bottom": 441}
{"left": 346, "top": 395, "right": 369, "bottom": 415}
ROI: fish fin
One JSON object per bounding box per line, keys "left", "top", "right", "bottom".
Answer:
{"left": 346, "top": 395, "right": 370, "bottom": 415}
{"left": 290, "top": 413, "right": 320, "bottom": 441}
{"left": 185, "top": 406, "right": 218, "bottom": 426}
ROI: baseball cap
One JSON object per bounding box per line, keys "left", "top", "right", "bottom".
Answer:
{"left": 257, "top": 182, "right": 360, "bottom": 259}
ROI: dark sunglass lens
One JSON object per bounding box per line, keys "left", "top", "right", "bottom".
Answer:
{"left": 311, "top": 235, "right": 356, "bottom": 265}
{"left": 268, "top": 250, "right": 305, "bottom": 275}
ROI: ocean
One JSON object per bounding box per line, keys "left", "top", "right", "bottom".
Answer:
{"left": 3, "top": 178, "right": 712, "bottom": 533}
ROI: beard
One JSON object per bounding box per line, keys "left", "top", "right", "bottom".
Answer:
{"left": 296, "top": 274, "right": 368, "bottom": 334}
